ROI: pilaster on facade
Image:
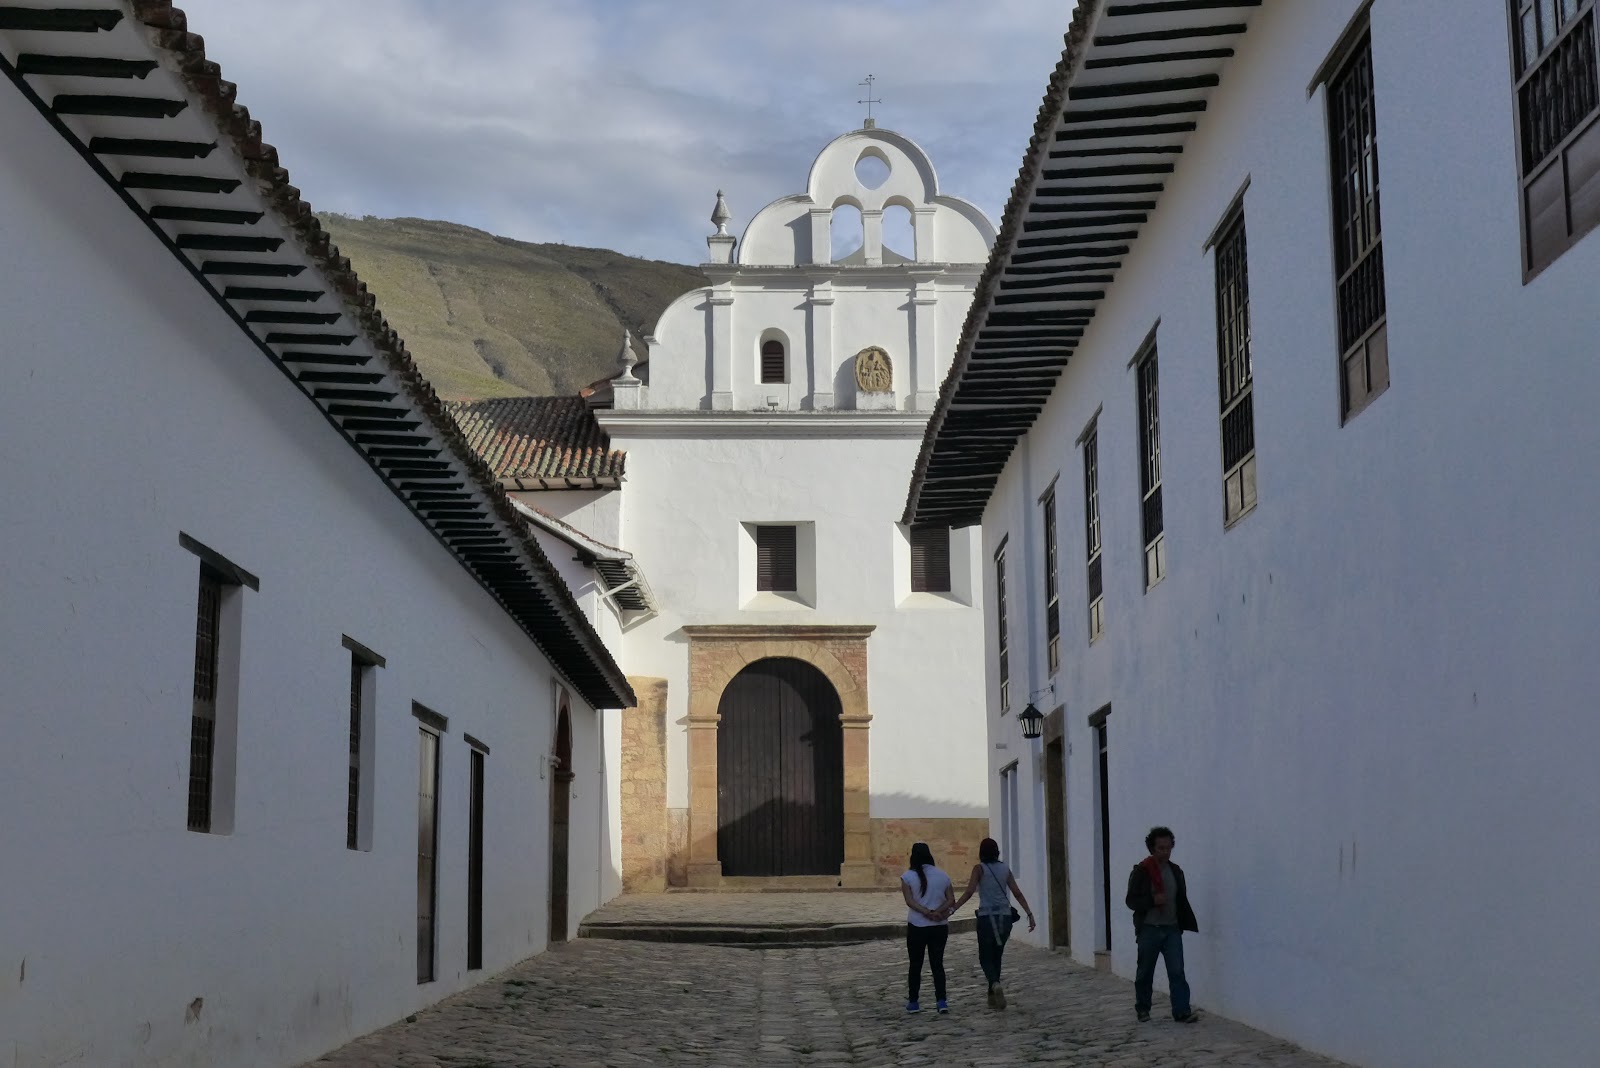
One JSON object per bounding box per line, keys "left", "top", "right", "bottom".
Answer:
{"left": 809, "top": 277, "right": 837, "bottom": 410}
{"left": 862, "top": 208, "right": 884, "bottom": 266}
{"left": 808, "top": 208, "right": 831, "bottom": 266}
{"left": 913, "top": 207, "right": 936, "bottom": 261}
{"left": 708, "top": 287, "right": 735, "bottom": 411}
{"left": 910, "top": 271, "right": 941, "bottom": 412}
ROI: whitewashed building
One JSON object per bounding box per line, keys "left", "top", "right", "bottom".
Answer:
{"left": 903, "top": 2, "right": 1600, "bottom": 1067}
{"left": 0, "top": 4, "right": 630, "bottom": 1066}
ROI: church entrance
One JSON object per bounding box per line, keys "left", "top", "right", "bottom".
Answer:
{"left": 716, "top": 658, "right": 844, "bottom": 877}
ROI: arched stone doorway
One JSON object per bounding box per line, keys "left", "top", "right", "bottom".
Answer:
{"left": 716, "top": 658, "right": 844, "bottom": 877}
{"left": 548, "top": 696, "right": 573, "bottom": 944}
{"left": 682, "top": 624, "right": 876, "bottom": 887}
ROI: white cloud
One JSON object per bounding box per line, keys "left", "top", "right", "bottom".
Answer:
{"left": 176, "top": 0, "right": 1068, "bottom": 262}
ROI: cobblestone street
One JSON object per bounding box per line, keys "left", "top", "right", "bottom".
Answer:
{"left": 305, "top": 933, "right": 1351, "bottom": 1068}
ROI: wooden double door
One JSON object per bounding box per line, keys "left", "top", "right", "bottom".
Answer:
{"left": 716, "top": 658, "right": 844, "bottom": 877}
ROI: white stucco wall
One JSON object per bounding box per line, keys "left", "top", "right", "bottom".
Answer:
{"left": 0, "top": 80, "right": 615, "bottom": 1068}
{"left": 602, "top": 425, "right": 989, "bottom": 822}
{"left": 981, "top": 4, "right": 1600, "bottom": 1067}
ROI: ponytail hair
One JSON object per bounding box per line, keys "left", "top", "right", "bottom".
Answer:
{"left": 909, "top": 841, "right": 936, "bottom": 895}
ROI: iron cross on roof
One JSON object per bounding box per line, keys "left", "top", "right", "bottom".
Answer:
{"left": 858, "top": 74, "right": 881, "bottom": 129}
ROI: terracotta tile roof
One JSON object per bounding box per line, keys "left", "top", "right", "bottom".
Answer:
{"left": 0, "top": 0, "right": 632, "bottom": 709}
{"left": 448, "top": 396, "right": 626, "bottom": 486}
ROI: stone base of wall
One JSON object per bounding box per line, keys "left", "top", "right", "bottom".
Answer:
{"left": 871, "top": 818, "right": 992, "bottom": 887}
{"left": 666, "top": 808, "right": 689, "bottom": 888}
{"left": 620, "top": 677, "right": 668, "bottom": 893}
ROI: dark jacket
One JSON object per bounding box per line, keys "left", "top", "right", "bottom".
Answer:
{"left": 1125, "top": 859, "right": 1199, "bottom": 933}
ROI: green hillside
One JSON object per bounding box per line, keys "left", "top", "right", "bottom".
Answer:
{"left": 318, "top": 214, "right": 707, "bottom": 400}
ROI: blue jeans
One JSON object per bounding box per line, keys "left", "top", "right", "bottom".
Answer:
{"left": 1134, "top": 924, "right": 1191, "bottom": 1018}
{"left": 976, "top": 912, "right": 1014, "bottom": 987}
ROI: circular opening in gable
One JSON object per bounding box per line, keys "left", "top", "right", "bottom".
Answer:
{"left": 855, "top": 151, "right": 891, "bottom": 190}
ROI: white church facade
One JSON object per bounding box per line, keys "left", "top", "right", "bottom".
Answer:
{"left": 0, "top": 5, "right": 629, "bottom": 1066}
{"left": 904, "top": 2, "right": 1600, "bottom": 1067}
{"left": 461, "top": 126, "right": 998, "bottom": 888}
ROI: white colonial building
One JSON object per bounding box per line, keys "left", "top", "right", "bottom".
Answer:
{"left": 455, "top": 126, "right": 998, "bottom": 889}
{"left": 0, "top": 4, "right": 629, "bottom": 1066}
{"left": 904, "top": 2, "right": 1600, "bottom": 1067}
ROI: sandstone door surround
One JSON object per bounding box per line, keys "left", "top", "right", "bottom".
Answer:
{"left": 682, "top": 624, "right": 875, "bottom": 888}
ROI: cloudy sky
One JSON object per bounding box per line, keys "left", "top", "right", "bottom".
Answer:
{"left": 174, "top": 0, "right": 1068, "bottom": 265}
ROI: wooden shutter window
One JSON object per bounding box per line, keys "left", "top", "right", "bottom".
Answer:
{"left": 188, "top": 569, "right": 222, "bottom": 833}
{"left": 761, "top": 340, "right": 787, "bottom": 384}
{"left": 755, "top": 525, "right": 798, "bottom": 592}
{"left": 909, "top": 525, "right": 951, "bottom": 593}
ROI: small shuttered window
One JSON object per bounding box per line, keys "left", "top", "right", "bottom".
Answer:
{"left": 1215, "top": 211, "right": 1257, "bottom": 526}
{"left": 755, "top": 525, "right": 798, "bottom": 592}
{"left": 909, "top": 525, "right": 951, "bottom": 593}
{"left": 761, "top": 340, "right": 787, "bottom": 384}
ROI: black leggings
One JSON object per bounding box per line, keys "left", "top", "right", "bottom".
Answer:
{"left": 906, "top": 923, "right": 949, "bottom": 1002}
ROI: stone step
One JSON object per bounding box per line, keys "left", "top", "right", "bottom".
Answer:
{"left": 577, "top": 915, "right": 977, "bottom": 946}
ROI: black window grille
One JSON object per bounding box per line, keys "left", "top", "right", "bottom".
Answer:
{"left": 909, "top": 525, "right": 952, "bottom": 593}
{"left": 1042, "top": 489, "right": 1060, "bottom": 675}
{"left": 994, "top": 544, "right": 1010, "bottom": 712}
{"left": 467, "top": 748, "right": 485, "bottom": 971}
{"left": 417, "top": 726, "right": 440, "bottom": 983}
{"left": 347, "top": 655, "right": 363, "bottom": 850}
{"left": 761, "top": 339, "right": 786, "bottom": 384}
{"left": 1511, "top": 1, "right": 1600, "bottom": 273}
{"left": 1214, "top": 212, "right": 1257, "bottom": 524}
{"left": 1329, "top": 32, "right": 1390, "bottom": 418}
{"left": 1083, "top": 428, "right": 1104, "bottom": 640}
{"left": 755, "top": 525, "right": 798, "bottom": 592}
{"left": 188, "top": 570, "right": 222, "bottom": 833}
{"left": 1136, "top": 347, "right": 1165, "bottom": 587}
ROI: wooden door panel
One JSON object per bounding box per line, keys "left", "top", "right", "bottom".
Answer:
{"left": 718, "top": 658, "right": 843, "bottom": 877}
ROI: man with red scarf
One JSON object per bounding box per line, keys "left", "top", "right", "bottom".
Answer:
{"left": 1125, "top": 825, "right": 1200, "bottom": 1023}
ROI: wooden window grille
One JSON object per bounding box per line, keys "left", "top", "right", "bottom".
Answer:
{"left": 417, "top": 727, "right": 441, "bottom": 983}
{"left": 188, "top": 569, "right": 222, "bottom": 833}
{"left": 1511, "top": 0, "right": 1600, "bottom": 275}
{"left": 994, "top": 543, "right": 1010, "bottom": 712}
{"left": 909, "top": 525, "right": 952, "bottom": 593}
{"left": 347, "top": 655, "right": 363, "bottom": 850}
{"left": 1215, "top": 212, "right": 1257, "bottom": 525}
{"left": 467, "top": 748, "right": 485, "bottom": 971}
{"left": 755, "top": 525, "right": 798, "bottom": 592}
{"left": 1083, "top": 429, "right": 1105, "bottom": 641}
{"left": 1136, "top": 347, "right": 1165, "bottom": 587}
{"left": 761, "top": 339, "right": 787, "bottom": 384}
{"left": 1042, "top": 489, "right": 1060, "bottom": 675}
{"left": 1328, "top": 33, "right": 1390, "bottom": 419}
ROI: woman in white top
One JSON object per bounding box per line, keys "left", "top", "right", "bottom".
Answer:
{"left": 949, "top": 836, "right": 1035, "bottom": 1010}
{"left": 899, "top": 841, "right": 955, "bottom": 1014}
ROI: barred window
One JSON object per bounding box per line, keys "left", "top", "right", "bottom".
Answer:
{"left": 1511, "top": 0, "right": 1600, "bottom": 275}
{"left": 347, "top": 656, "right": 362, "bottom": 849}
{"left": 1083, "top": 428, "right": 1104, "bottom": 641}
{"left": 1136, "top": 345, "right": 1165, "bottom": 588}
{"left": 994, "top": 542, "right": 1010, "bottom": 713}
{"left": 1214, "top": 211, "right": 1257, "bottom": 525}
{"left": 188, "top": 570, "right": 222, "bottom": 833}
{"left": 1042, "top": 488, "right": 1060, "bottom": 676}
{"left": 1328, "top": 33, "right": 1390, "bottom": 418}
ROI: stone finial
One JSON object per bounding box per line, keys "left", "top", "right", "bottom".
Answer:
{"left": 617, "top": 329, "right": 639, "bottom": 380}
{"left": 710, "top": 190, "right": 732, "bottom": 236}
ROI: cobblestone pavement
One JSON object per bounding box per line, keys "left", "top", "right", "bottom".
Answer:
{"left": 305, "top": 933, "right": 1353, "bottom": 1068}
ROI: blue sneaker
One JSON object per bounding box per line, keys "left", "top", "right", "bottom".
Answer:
{"left": 905, "top": 1000, "right": 921, "bottom": 1014}
{"left": 936, "top": 999, "right": 949, "bottom": 1014}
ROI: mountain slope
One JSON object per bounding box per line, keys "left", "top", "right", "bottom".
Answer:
{"left": 318, "top": 215, "right": 707, "bottom": 400}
